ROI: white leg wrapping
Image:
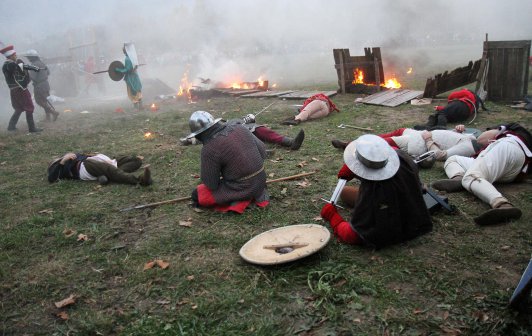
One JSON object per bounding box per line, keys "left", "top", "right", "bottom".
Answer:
{"left": 461, "top": 139, "right": 525, "bottom": 207}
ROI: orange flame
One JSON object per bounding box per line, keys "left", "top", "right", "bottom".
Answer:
{"left": 150, "top": 103, "right": 158, "bottom": 112}
{"left": 384, "top": 78, "right": 402, "bottom": 89}
{"left": 176, "top": 68, "right": 193, "bottom": 102}
{"left": 352, "top": 68, "right": 364, "bottom": 84}
{"left": 407, "top": 67, "right": 413, "bottom": 74}
{"left": 144, "top": 132, "right": 153, "bottom": 139}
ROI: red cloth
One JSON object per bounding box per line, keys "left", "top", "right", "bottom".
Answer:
{"left": 320, "top": 203, "right": 360, "bottom": 244}
{"left": 378, "top": 128, "right": 406, "bottom": 138}
{"left": 197, "top": 184, "right": 269, "bottom": 214}
{"left": 253, "top": 126, "right": 284, "bottom": 144}
{"left": 447, "top": 89, "right": 476, "bottom": 114}
{"left": 337, "top": 164, "right": 356, "bottom": 180}
{"left": 302, "top": 93, "right": 339, "bottom": 113}
{"left": 10, "top": 88, "right": 34, "bottom": 113}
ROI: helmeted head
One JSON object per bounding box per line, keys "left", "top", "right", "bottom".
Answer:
{"left": 23, "top": 49, "right": 39, "bottom": 62}
{"left": 186, "top": 111, "right": 222, "bottom": 139}
{"left": 343, "top": 134, "right": 400, "bottom": 181}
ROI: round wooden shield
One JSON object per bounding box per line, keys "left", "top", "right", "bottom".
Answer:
{"left": 108, "top": 60, "right": 125, "bottom": 81}
{"left": 239, "top": 224, "right": 331, "bottom": 265}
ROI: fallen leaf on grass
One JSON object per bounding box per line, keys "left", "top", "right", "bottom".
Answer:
{"left": 55, "top": 311, "right": 69, "bottom": 320}
{"left": 193, "top": 208, "right": 204, "bottom": 213}
{"left": 156, "top": 299, "right": 171, "bottom": 305}
{"left": 311, "top": 157, "right": 320, "bottom": 162}
{"left": 186, "top": 275, "right": 195, "bottom": 281}
{"left": 144, "top": 261, "right": 156, "bottom": 270}
{"left": 269, "top": 159, "right": 280, "bottom": 163}
{"left": 413, "top": 308, "right": 425, "bottom": 314}
{"left": 63, "top": 228, "right": 76, "bottom": 238}
{"left": 297, "top": 161, "right": 308, "bottom": 168}
{"left": 500, "top": 245, "right": 511, "bottom": 250}
{"left": 54, "top": 294, "right": 76, "bottom": 308}
{"left": 156, "top": 260, "right": 170, "bottom": 269}
{"left": 77, "top": 234, "right": 88, "bottom": 242}
{"left": 179, "top": 219, "right": 193, "bottom": 227}
{"left": 269, "top": 173, "right": 275, "bottom": 177}
{"left": 442, "top": 311, "right": 449, "bottom": 320}
{"left": 144, "top": 259, "right": 169, "bottom": 270}
{"left": 296, "top": 180, "right": 310, "bottom": 188}
{"left": 38, "top": 209, "right": 54, "bottom": 214}
{"left": 280, "top": 188, "right": 287, "bottom": 195}
{"left": 472, "top": 311, "right": 489, "bottom": 322}
{"left": 313, "top": 216, "right": 323, "bottom": 221}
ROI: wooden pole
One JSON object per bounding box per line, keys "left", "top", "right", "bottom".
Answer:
{"left": 120, "top": 171, "right": 317, "bottom": 211}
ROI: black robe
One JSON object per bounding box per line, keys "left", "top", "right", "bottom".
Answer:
{"left": 350, "top": 150, "right": 432, "bottom": 249}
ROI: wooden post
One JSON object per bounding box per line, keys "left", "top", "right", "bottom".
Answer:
{"left": 339, "top": 51, "right": 346, "bottom": 94}
{"left": 374, "top": 55, "right": 381, "bottom": 92}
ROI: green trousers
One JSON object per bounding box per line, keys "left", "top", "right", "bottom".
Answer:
{"left": 83, "top": 155, "right": 142, "bottom": 185}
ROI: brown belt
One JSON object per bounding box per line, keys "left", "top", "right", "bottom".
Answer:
{"left": 237, "top": 166, "right": 264, "bottom": 182}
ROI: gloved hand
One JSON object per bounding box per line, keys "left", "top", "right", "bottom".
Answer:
{"left": 320, "top": 203, "right": 339, "bottom": 222}
{"left": 242, "top": 114, "right": 255, "bottom": 124}
{"left": 337, "top": 164, "right": 356, "bottom": 181}
{"left": 321, "top": 203, "right": 360, "bottom": 244}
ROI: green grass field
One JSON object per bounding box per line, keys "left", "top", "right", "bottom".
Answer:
{"left": 0, "top": 82, "right": 531, "bottom": 335}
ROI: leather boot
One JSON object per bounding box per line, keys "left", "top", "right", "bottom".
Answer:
{"left": 26, "top": 114, "right": 43, "bottom": 133}
{"left": 331, "top": 139, "right": 348, "bottom": 150}
{"left": 138, "top": 166, "right": 153, "bottom": 186}
{"left": 474, "top": 203, "right": 522, "bottom": 226}
{"left": 432, "top": 176, "right": 463, "bottom": 192}
{"left": 7, "top": 111, "right": 22, "bottom": 131}
{"left": 280, "top": 130, "right": 305, "bottom": 150}
{"left": 290, "top": 130, "right": 305, "bottom": 150}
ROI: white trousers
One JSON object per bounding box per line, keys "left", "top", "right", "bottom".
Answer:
{"left": 443, "top": 138, "right": 525, "bottom": 208}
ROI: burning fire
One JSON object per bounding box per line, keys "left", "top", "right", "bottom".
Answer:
{"left": 150, "top": 103, "right": 159, "bottom": 112}
{"left": 229, "top": 76, "right": 268, "bottom": 90}
{"left": 384, "top": 78, "right": 402, "bottom": 89}
{"left": 351, "top": 68, "right": 402, "bottom": 88}
{"left": 144, "top": 132, "right": 153, "bottom": 140}
{"left": 407, "top": 67, "right": 413, "bottom": 74}
{"left": 176, "top": 68, "right": 193, "bottom": 102}
{"left": 352, "top": 68, "right": 364, "bottom": 84}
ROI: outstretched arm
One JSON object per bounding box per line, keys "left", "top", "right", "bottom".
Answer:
{"left": 321, "top": 203, "right": 360, "bottom": 244}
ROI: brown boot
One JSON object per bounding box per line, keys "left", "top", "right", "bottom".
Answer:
{"left": 331, "top": 139, "right": 348, "bottom": 150}
{"left": 474, "top": 203, "right": 522, "bottom": 226}
{"left": 138, "top": 166, "right": 153, "bottom": 186}
{"left": 432, "top": 176, "right": 463, "bottom": 192}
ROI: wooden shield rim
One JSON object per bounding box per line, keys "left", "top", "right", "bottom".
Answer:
{"left": 239, "top": 224, "right": 331, "bottom": 266}
{"left": 108, "top": 60, "right": 125, "bottom": 81}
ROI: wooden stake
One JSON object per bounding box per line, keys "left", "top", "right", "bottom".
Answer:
{"left": 120, "top": 171, "right": 317, "bottom": 211}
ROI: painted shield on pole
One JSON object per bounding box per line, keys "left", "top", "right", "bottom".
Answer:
{"left": 108, "top": 60, "right": 125, "bottom": 81}
{"left": 239, "top": 224, "right": 331, "bottom": 265}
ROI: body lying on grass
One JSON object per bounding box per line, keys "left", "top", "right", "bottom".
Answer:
{"left": 48, "top": 152, "right": 152, "bottom": 186}
{"left": 332, "top": 124, "right": 495, "bottom": 162}
{"left": 432, "top": 123, "right": 532, "bottom": 226}
{"left": 321, "top": 134, "right": 432, "bottom": 249}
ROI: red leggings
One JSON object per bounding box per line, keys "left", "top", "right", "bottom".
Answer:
{"left": 253, "top": 126, "right": 284, "bottom": 144}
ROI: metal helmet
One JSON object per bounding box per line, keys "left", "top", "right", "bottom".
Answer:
{"left": 186, "top": 111, "right": 222, "bottom": 139}
{"left": 24, "top": 49, "right": 39, "bottom": 58}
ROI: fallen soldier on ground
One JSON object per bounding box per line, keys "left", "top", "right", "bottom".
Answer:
{"left": 414, "top": 88, "right": 487, "bottom": 130}
{"left": 282, "top": 93, "right": 339, "bottom": 125}
{"left": 48, "top": 153, "right": 152, "bottom": 186}
{"left": 331, "top": 125, "right": 490, "bottom": 162}
{"left": 432, "top": 123, "right": 531, "bottom": 225}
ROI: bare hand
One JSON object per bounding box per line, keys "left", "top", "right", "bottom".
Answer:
{"left": 60, "top": 152, "right": 77, "bottom": 164}
{"left": 455, "top": 124, "right": 465, "bottom": 133}
{"left": 421, "top": 131, "right": 432, "bottom": 140}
